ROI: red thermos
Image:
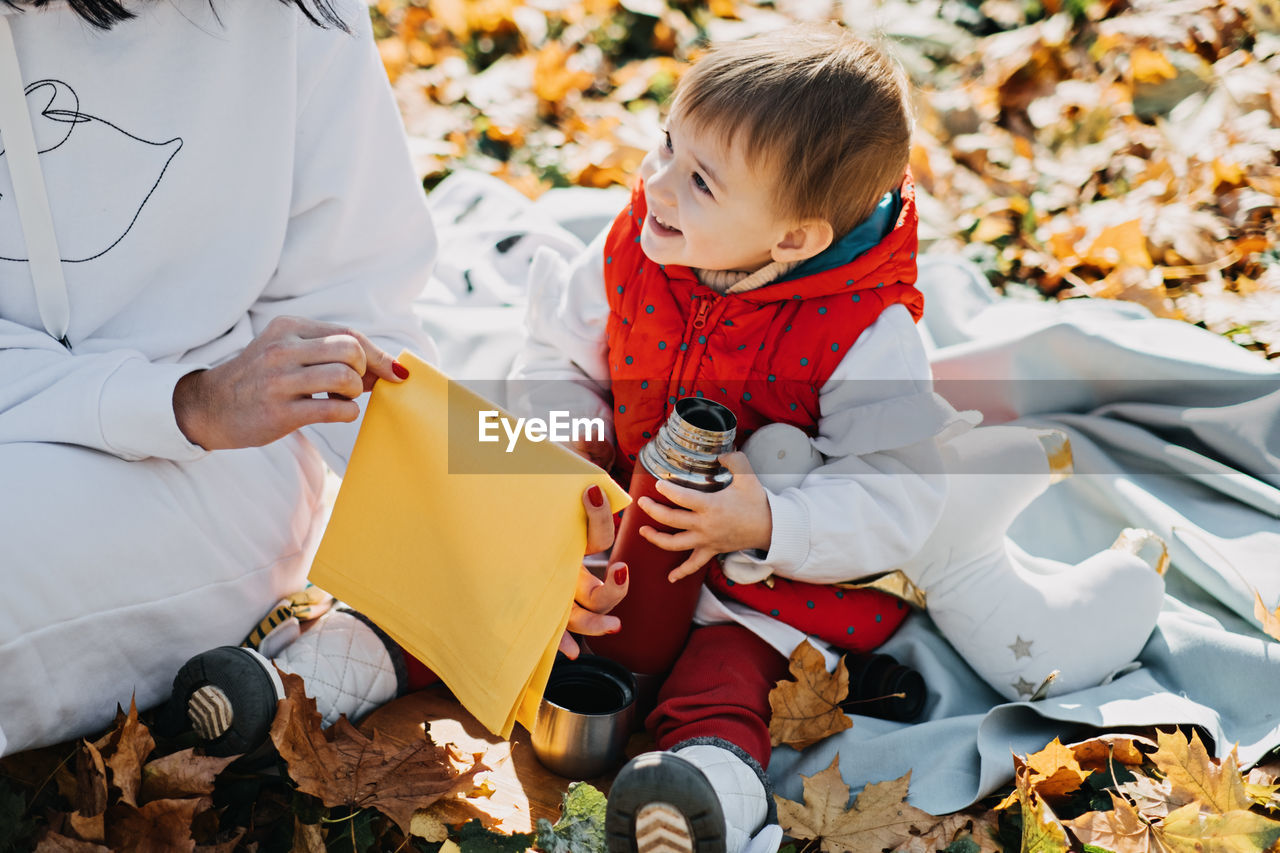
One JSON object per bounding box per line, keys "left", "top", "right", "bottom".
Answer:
{"left": 588, "top": 398, "right": 737, "bottom": 678}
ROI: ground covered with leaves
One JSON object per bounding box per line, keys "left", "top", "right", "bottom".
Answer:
{"left": 6, "top": 645, "right": 1280, "bottom": 851}
{"left": 376, "top": 0, "right": 1280, "bottom": 358}
{"left": 4, "top": 1, "right": 1280, "bottom": 850}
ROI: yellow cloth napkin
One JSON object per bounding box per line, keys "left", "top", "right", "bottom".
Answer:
{"left": 309, "top": 352, "right": 629, "bottom": 738}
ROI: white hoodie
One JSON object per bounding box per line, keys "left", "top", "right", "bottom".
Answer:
{"left": 0, "top": 0, "right": 437, "bottom": 471}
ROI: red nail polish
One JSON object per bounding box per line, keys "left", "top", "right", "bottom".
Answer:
{"left": 613, "top": 565, "right": 628, "bottom": 585}
{"left": 391, "top": 361, "right": 409, "bottom": 380}
{"left": 587, "top": 485, "right": 604, "bottom": 507}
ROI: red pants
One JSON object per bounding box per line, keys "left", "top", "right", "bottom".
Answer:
{"left": 646, "top": 623, "right": 789, "bottom": 768}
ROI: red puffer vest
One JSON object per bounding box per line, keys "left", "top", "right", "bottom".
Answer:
{"left": 604, "top": 176, "right": 922, "bottom": 473}
{"left": 601, "top": 176, "right": 924, "bottom": 652}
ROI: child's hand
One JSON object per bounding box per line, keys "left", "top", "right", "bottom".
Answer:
{"left": 570, "top": 437, "right": 616, "bottom": 471}
{"left": 637, "top": 452, "right": 773, "bottom": 582}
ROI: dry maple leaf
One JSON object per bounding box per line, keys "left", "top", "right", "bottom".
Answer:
{"left": 775, "top": 756, "right": 937, "bottom": 853}
{"left": 73, "top": 739, "right": 108, "bottom": 818}
{"left": 33, "top": 831, "right": 111, "bottom": 853}
{"left": 105, "top": 795, "right": 211, "bottom": 853}
{"left": 999, "top": 765, "right": 1070, "bottom": 853}
{"left": 768, "top": 640, "right": 852, "bottom": 750}
{"left": 1254, "top": 590, "right": 1280, "bottom": 642}
{"left": 139, "top": 748, "right": 236, "bottom": 803}
{"left": 1118, "top": 772, "right": 1186, "bottom": 820}
{"left": 98, "top": 698, "right": 155, "bottom": 808}
{"left": 1158, "top": 800, "right": 1280, "bottom": 852}
{"left": 1024, "top": 737, "right": 1093, "bottom": 799}
{"left": 270, "top": 671, "right": 484, "bottom": 834}
{"left": 1150, "top": 728, "right": 1253, "bottom": 815}
{"left": 1064, "top": 791, "right": 1160, "bottom": 853}
{"left": 1068, "top": 733, "right": 1153, "bottom": 774}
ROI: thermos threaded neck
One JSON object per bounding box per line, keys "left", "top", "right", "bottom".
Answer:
{"left": 639, "top": 398, "right": 737, "bottom": 491}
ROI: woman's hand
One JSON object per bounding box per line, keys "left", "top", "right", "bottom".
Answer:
{"left": 173, "top": 316, "right": 408, "bottom": 450}
{"left": 559, "top": 484, "right": 629, "bottom": 658}
{"left": 637, "top": 452, "right": 773, "bottom": 582}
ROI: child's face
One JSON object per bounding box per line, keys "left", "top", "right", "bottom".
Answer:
{"left": 638, "top": 114, "right": 795, "bottom": 273}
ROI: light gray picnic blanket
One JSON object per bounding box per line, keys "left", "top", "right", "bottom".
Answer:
{"left": 418, "top": 172, "right": 1280, "bottom": 815}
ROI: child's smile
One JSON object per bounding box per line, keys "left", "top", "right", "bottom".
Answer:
{"left": 637, "top": 114, "right": 807, "bottom": 274}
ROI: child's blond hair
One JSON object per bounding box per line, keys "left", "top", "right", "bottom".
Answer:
{"left": 669, "top": 23, "right": 911, "bottom": 237}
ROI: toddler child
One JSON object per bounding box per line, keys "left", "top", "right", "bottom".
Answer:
{"left": 510, "top": 22, "right": 962, "bottom": 853}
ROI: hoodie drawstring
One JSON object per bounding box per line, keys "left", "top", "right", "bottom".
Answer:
{"left": 0, "top": 15, "right": 72, "bottom": 348}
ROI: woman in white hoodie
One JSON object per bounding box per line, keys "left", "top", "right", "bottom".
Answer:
{"left": 0, "top": 0, "right": 625, "bottom": 755}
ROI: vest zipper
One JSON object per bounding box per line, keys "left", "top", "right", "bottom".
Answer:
{"left": 670, "top": 293, "right": 721, "bottom": 405}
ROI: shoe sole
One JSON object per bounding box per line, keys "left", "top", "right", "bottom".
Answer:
{"left": 607, "top": 752, "right": 726, "bottom": 853}
{"left": 169, "top": 646, "right": 284, "bottom": 757}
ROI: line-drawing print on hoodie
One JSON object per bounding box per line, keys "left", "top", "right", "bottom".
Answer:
{"left": 0, "top": 79, "right": 182, "bottom": 263}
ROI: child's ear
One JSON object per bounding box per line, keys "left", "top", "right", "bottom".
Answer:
{"left": 771, "top": 219, "right": 834, "bottom": 264}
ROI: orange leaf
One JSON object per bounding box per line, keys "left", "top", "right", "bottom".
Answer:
{"left": 1150, "top": 728, "right": 1253, "bottom": 815}
{"left": 768, "top": 640, "right": 852, "bottom": 750}
{"left": 1082, "top": 219, "right": 1153, "bottom": 270}
{"left": 73, "top": 740, "right": 108, "bottom": 818}
{"left": 139, "top": 749, "right": 236, "bottom": 803}
{"left": 106, "top": 796, "right": 211, "bottom": 853}
{"left": 96, "top": 698, "right": 155, "bottom": 808}
{"left": 1025, "top": 737, "right": 1094, "bottom": 799}
{"left": 1255, "top": 590, "right": 1280, "bottom": 642}
{"left": 269, "top": 671, "right": 483, "bottom": 834}
{"left": 1064, "top": 791, "right": 1160, "bottom": 853}
{"left": 775, "top": 757, "right": 937, "bottom": 853}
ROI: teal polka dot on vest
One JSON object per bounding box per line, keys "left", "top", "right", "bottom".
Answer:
{"left": 698, "top": 335, "right": 706, "bottom": 344}
{"left": 617, "top": 285, "right": 623, "bottom": 293}
{"left": 679, "top": 387, "right": 685, "bottom": 395}
{"left": 806, "top": 600, "right": 815, "bottom": 609}
{"left": 768, "top": 375, "right": 776, "bottom": 382}
{"left": 641, "top": 380, "right": 648, "bottom": 389}
{"left": 642, "top": 431, "right": 651, "bottom": 438}
{"left": 800, "top": 357, "right": 809, "bottom": 366}
{"left": 680, "top": 343, "right": 688, "bottom": 351}
{"left": 835, "top": 589, "right": 844, "bottom": 599}
{"left": 725, "top": 579, "right": 735, "bottom": 586}
{"left": 618, "top": 404, "right": 626, "bottom": 413}
{"left": 720, "top": 388, "right": 727, "bottom": 395}
{"left": 743, "top": 391, "right": 752, "bottom": 401}
{"left": 818, "top": 307, "right": 827, "bottom": 315}
{"left": 846, "top": 626, "right": 855, "bottom": 635}
{"left": 897, "top": 600, "right": 905, "bottom": 609}
{"left": 852, "top": 294, "right": 861, "bottom": 302}
{"left": 645, "top": 305, "right": 654, "bottom": 314}
{"left": 629, "top": 453, "right": 636, "bottom": 460}
{"left": 831, "top": 343, "right": 840, "bottom": 352}
{"left": 792, "top": 294, "right": 801, "bottom": 300}
{"left": 607, "top": 256, "right": 613, "bottom": 264}
{"left": 790, "top": 402, "right": 797, "bottom": 411}
{"left": 785, "top": 325, "right": 792, "bottom": 332}
{"left": 625, "top": 356, "right": 633, "bottom": 364}
{"left": 634, "top": 236, "right": 640, "bottom": 243}
{"left": 770, "top": 609, "right": 780, "bottom": 617}
{"left": 875, "top": 613, "right": 883, "bottom": 622}
{"left": 658, "top": 341, "right": 666, "bottom": 350}
{"left": 876, "top": 282, "right": 884, "bottom": 288}
{"left": 738, "top": 344, "right": 747, "bottom": 351}
{"left": 695, "top": 390, "right": 704, "bottom": 398}
{"left": 668, "top": 396, "right": 677, "bottom": 404}
{"left": 846, "top": 279, "right": 853, "bottom": 286}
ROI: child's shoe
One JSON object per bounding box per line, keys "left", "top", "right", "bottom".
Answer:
{"left": 606, "top": 740, "right": 783, "bottom": 853}
{"left": 170, "top": 608, "right": 406, "bottom": 756}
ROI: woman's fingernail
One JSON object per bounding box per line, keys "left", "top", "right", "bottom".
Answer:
{"left": 607, "top": 624, "right": 622, "bottom": 635}
{"left": 613, "top": 565, "right": 628, "bottom": 585}
{"left": 587, "top": 485, "right": 604, "bottom": 507}
{"left": 391, "top": 361, "right": 409, "bottom": 380}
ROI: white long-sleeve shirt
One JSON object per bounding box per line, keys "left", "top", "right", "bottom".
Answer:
{"left": 0, "top": 0, "right": 436, "bottom": 473}
{"left": 511, "top": 231, "right": 963, "bottom": 588}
